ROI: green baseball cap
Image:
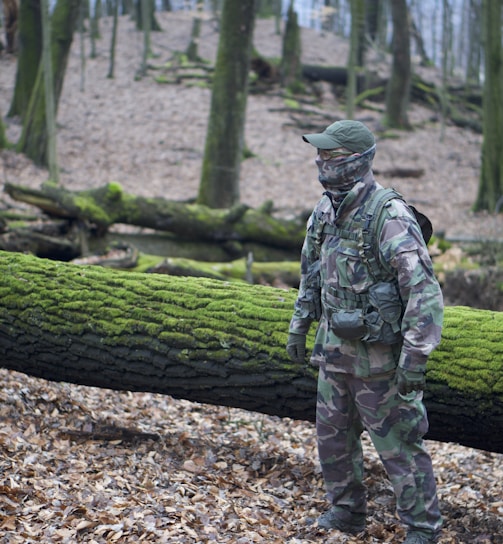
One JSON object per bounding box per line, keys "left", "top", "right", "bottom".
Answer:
{"left": 302, "top": 120, "right": 375, "bottom": 153}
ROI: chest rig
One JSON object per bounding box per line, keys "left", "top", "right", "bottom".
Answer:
{"left": 317, "top": 187, "right": 405, "bottom": 280}
{"left": 314, "top": 188, "right": 408, "bottom": 344}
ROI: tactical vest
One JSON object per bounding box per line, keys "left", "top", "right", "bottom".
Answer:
{"left": 315, "top": 188, "right": 431, "bottom": 344}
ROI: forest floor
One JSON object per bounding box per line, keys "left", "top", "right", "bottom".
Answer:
{"left": 0, "top": 11, "right": 502, "bottom": 544}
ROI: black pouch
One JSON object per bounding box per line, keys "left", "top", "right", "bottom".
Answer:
{"left": 331, "top": 309, "right": 367, "bottom": 340}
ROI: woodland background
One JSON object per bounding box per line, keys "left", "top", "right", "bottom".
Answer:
{"left": 0, "top": 3, "right": 502, "bottom": 544}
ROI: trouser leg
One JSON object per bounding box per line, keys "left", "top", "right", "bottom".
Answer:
{"left": 355, "top": 375, "right": 442, "bottom": 535}
{"left": 316, "top": 367, "right": 366, "bottom": 515}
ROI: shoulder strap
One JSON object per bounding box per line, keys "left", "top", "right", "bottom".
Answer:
{"left": 360, "top": 188, "right": 404, "bottom": 280}
{"left": 317, "top": 188, "right": 433, "bottom": 278}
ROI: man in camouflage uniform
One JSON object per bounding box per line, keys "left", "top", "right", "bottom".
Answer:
{"left": 286, "top": 120, "right": 444, "bottom": 544}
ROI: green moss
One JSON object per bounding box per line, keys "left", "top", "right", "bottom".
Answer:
{"left": 73, "top": 195, "right": 112, "bottom": 225}
{"left": 284, "top": 98, "right": 300, "bottom": 109}
{"left": 428, "top": 306, "right": 503, "bottom": 398}
{"left": 105, "top": 181, "right": 123, "bottom": 200}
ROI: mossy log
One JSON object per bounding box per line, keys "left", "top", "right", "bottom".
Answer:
{"left": 1, "top": 251, "right": 502, "bottom": 454}
{"left": 141, "top": 255, "right": 300, "bottom": 286}
{"left": 4, "top": 182, "right": 305, "bottom": 250}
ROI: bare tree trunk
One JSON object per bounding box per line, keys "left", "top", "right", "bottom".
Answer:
{"left": 2, "top": 0, "right": 18, "bottom": 53}
{"left": 280, "top": 1, "right": 302, "bottom": 91}
{"left": 465, "top": 0, "right": 482, "bottom": 85}
{"left": 385, "top": 0, "right": 412, "bottom": 129}
{"left": 346, "top": 0, "right": 364, "bottom": 118}
{"left": 16, "top": 0, "right": 82, "bottom": 166}
{"left": 185, "top": 0, "right": 203, "bottom": 62}
{"left": 474, "top": 0, "right": 503, "bottom": 213}
{"left": 197, "top": 0, "right": 256, "bottom": 209}
{"left": 7, "top": 0, "right": 42, "bottom": 121}
{"left": 107, "top": 0, "right": 119, "bottom": 78}
{"left": 1, "top": 250, "right": 502, "bottom": 454}
{"left": 41, "top": 0, "right": 59, "bottom": 182}
{"left": 0, "top": 108, "right": 6, "bottom": 149}
{"left": 89, "top": 0, "right": 101, "bottom": 59}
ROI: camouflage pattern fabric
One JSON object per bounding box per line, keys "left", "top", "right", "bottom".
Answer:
{"left": 289, "top": 170, "right": 443, "bottom": 376}
{"left": 317, "top": 367, "right": 442, "bottom": 535}
{"left": 289, "top": 160, "right": 444, "bottom": 535}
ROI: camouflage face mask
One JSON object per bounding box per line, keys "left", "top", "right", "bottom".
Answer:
{"left": 316, "top": 145, "right": 376, "bottom": 194}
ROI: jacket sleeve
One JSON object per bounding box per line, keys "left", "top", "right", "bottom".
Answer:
{"left": 378, "top": 202, "right": 444, "bottom": 372}
{"left": 288, "top": 212, "right": 322, "bottom": 336}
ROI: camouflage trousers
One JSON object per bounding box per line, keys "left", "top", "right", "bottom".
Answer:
{"left": 316, "top": 366, "right": 442, "bottom": 535}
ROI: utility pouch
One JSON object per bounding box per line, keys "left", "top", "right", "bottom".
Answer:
{"left": 363, "top": 282, "right": 403, "bottom": 345}
{"left": 331, "top": 309, "right": 367, "bottom": 340}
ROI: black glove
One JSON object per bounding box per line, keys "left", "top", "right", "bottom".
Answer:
{"left": 286, "top": 333, "right": 306, "bottom": 363}
{"left": 395, "top": 367, "right": 426, "bottom": 396}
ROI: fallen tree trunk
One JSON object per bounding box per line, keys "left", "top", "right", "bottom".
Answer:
{"left": 4, "top": 182, "right": 306, "bottom": 250}
{"left": 1, "top": 251, "right": 502, "bottom": 453}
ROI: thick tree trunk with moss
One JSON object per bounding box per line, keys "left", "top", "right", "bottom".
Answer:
{"left": 197, "top": 0, "right": 256, "bottom": 208}
{"left": 1, "top": 251, "right": 502, "bottom": 454}
{"left": 4, "top": 182, "right": 305, "bottom": 251}
{"left": 17, "top": 0, "right": 82, "bottom": 166}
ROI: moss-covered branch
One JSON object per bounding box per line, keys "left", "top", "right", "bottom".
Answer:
{"left": 4, "top": 182, "right": 305, "bottom": 250}
{"left": 0, "top": 251, "right": 502, "bottom": 453}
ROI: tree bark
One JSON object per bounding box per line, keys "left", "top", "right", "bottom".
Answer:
{"left": 280, "top": 1, "right": 302, "bottom": 91}
{"left": 7, "top": 0, "right": 42, "bottom": 121}
{"left": 2, "top": 0, "right": 19, "bottom": 53}
{"left": 197, "top": 0, "right": 256, "bottom": 208}
{"left": 0, "top": 108, "right": 6, "bottom": 149}
{"left": 16, "top": 0, "right": 82, "bottom": 166}
{"left": 4, "top": 182, "right": 306, "bottom": 250}
{"left": 0, "top": 250, "right": 502, "bottom": 454}
{"left": 385, "top": 0, "right": 412, "bottom": 129}
{"left": 474, "top": 0, "right": 503, "bottom": 212}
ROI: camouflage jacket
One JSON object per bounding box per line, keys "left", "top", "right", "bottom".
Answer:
{"left": 289, "top": 171, "right": 444, "bottom": 377}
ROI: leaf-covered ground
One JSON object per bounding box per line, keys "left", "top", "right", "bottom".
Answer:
{"left": 1, "top": 368, "right": 502, "bottom": 543}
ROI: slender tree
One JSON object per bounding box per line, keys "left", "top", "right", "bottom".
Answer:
{"left": 280, "top": 1, "right": 302, "bottom": 91}
{"left": 78, "top": 0, "right": 86, "bottom": 92}
{"left": 89, "top": 0, "right": 101, "bottom": 59}
{"left": 138, "top": 0, "right": 151, "bottom": 78}
{"left": 16, "top": 0, "right": 82, "bottom": 166}
{"left": 365, "top": 0, "right": 380, "bottom": 44}
{"left": 197, "top": 0, "right": 256, "bottom": 209}
{"left": 385, "top": 0, "right": 412, "bottom": 129}
{"left": 2, "top": 0, "right": 19, "bottom": 53}
{"left": 185, "top": 0, "right": 204, "bottom": 62}
{"left": 134, "top": 0, "right": 161, "bottom": 32}
{"left": 40, "top": 0, "right": 58, "bottom": 182}
{"left": 466, "top": 0, "right": 482, "bottom": 84}
{"left": 7, "top": 0, "right": 43, "bottom": 121}
{"left": 474, "top": 0, "right": 503, "bottom": 212}
{"left": 107, "top": 0, "right": 119, "bottom": 78}
{"left": 0, "top": 109, "right": 6, "bottom": 149}
{"left": 346, "top": 0, "right": 364, "bottom": 119}
{"left": 439, "top": 0, "right": 451, "bottom": 141}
